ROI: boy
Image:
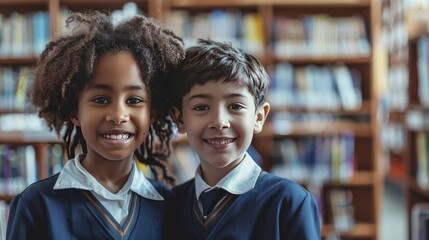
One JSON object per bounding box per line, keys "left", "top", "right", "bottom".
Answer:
{"left": 167, "top": 39, "right": 320, "bottom": 239}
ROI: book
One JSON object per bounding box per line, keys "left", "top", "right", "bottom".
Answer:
{"left": 330, "top": 188, "right": 355, "bottom": 232}
{"left": 333, "top": 64, "right": 362, "bottom": 110}
{"left": 412, "top": 203, "right": 429, "bottom": 240}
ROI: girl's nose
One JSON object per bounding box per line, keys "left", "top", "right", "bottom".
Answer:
{"left": 106, "top": 103, "right": 130, "bottom": 125}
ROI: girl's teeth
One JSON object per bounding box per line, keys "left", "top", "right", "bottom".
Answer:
{"left": 104, "top": 134, "right": 129, "bottom": 140}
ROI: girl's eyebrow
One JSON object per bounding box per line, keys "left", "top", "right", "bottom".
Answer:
{"left": 87, "top": 83, "right": 147, "bottom": 91}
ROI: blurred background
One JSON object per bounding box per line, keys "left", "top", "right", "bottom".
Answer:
{"left": 1, "top": 0, "right": 429, "bottom": 239}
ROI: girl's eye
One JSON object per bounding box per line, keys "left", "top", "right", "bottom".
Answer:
{"left": 92, "top": 97, "right": 109, "bottom": 104}
{"left": 193, "top": 105, "right": 209, "bottom": 111}
{"left": 229, "top": 104, "right": 245, "bottom": 110}
{"left": 127, "top": 97, "right": 144, "bottom": 104}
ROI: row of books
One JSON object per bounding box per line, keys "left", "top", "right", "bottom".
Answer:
{"left": 269, "top": 63, "right": 362, "bottom": 111}
{"left": 273, "top": 15, "right": 371, "bottom": 58}
{"left": 0, "top": 114, "right": 49, "bottom": 132}
{"left": 0, "top": 67, "right": 33, "bottom": 111}
{"left": 0, "top": 1, "right": 143, "bottom": 58}
{"left": 0, "top": 201, "right": 8, "bottom": 240}
{"left": 269, "top": 134, "right": 355, "bottom": 184}
{"left": 385, "top": 63, "right": 409, "bottom": 111}
{"left": 58, "top": 2, "right": 143, "bottom": 31}
{"left": 167, "top": 10, "right": 265, "bottom": 56}
{"left": 0, "top": 144, "right": 65, "bottom": 195}
{"left": 416, "top": 132, "right": 429, "bottom": 190}
{"left": 0, "top": 11, "right": 49, "bottom": 57}
{"left": 417, "top": 36, "right": 429, "bottom": 107}
{"left": 0, "top": 145, "right": 37, "bottom": 195}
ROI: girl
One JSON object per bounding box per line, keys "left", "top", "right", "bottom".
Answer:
{"left": 6, "top": 11, "right": 184, "bottom": 240}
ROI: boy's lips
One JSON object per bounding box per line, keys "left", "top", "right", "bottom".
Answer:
{"left": 204, "top": 137, "right": 236, "bottom": 145}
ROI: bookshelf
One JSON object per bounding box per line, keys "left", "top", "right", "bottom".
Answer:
{"left": 0, "top": 0, "right": 386, "bottom": 239}
{"left": 164, "top": 0, "right": 384, "bottom": 239}
{"left": 0, "top": 0, "right": 54, "bottom": 200}
{"left": 405, "top": 7, "right": 429, "bottom": 240}
{"left": 380, "top": 0, "right": 409, "bottom": 185}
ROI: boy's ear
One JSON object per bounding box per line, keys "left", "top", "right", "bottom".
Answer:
{"left": 254, "top": 102, "right": 270, "bottom": 134}
{"left": 170, "top": 107, "right": 186, "bottom": 134}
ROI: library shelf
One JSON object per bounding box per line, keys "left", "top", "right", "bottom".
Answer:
{"left": 164, "top": 0, "right": 384, "bottom": 239}
{"left": 0, "top": 1, "right": 385, "bottom": 239}
{"left": 403, "top": 6, "right": 429, "bottom": 240}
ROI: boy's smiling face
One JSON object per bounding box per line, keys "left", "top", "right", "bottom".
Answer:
{"left": 175, "top": 80, "right": 269, "bottom": 182}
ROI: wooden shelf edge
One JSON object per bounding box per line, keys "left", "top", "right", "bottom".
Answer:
{"left": 0, "top": 131, "right": 61, "bottom": 144}
{"left": 270, "top": 100, "right": 372, "bottom": 115}
{"left": 0, "top": 56, "right": 38, "bottom": 65}
{"left": 409, "top": 177, "right": 429, "bottom": 198}
{"left": 170, "top": 0, "right": 371, "bottom": 8}
{"left": 0, "top": 0, "right": 46, "bottom": 5}
{"left": 327, "top": 171, "right": 374, "bottom": 186}
{"left": 406, "top": 8, "right": 429, "bottom": 41}
{"left": 273, "top": 55, "right": 371, "bottom": 64}
{"left": 261, "top": 121, "right": 372, "bottom": 137}
{"left": 0, "top": 195, "right": 14, "bottom": 202}
{"left": 322, "top": 223, "right": 376, "bottom": 238}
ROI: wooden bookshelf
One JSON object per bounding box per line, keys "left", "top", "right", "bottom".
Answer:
{"left": 164, "top": 0, "right": 384, "bottom": 239}
{"left": 0, "top": 1, "right": 385, "bottom": 239}
{"left": 404, "top": 6, "right": 429, "bottom": 240}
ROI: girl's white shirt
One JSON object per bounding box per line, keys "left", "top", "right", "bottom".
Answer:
{"left": 53, "top": 154, "right": 163, "bottom": 224}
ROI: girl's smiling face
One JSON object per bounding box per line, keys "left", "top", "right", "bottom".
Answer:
{"left": 72, "top": 52, "right": 152, "bottom": 164}
{"left": 175, "top": 80, "right": 269, "bottom": 181}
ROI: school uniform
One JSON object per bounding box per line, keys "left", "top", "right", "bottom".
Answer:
{"left": 172, "top": 153, "right": 321, "bottom": 240}
{"left": 6, "top": 154, "right": 173, "bottom": 240}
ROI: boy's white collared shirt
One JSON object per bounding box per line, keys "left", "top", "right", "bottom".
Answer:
{"left": 194, "top": 152, "right": 262, "bottom": 214}
{"left": 53, "top": 154, "right": 164, "bottom": 224}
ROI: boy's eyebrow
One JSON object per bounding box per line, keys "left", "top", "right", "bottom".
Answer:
{"left": 187, "top": 93, "right": 247, "bottom": 102}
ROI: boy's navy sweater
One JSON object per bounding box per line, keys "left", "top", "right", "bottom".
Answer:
{"left": 172, "top": 172, "right": 321, "bottom": 240}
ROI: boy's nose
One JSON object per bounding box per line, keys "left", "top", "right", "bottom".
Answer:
{"left": 106, "top": 104, "right": 130, "bottom": 125}
{"left": 209, "top": 109, "right": 230, "bottom": 129}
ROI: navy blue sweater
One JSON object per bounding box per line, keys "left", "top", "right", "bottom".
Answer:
{"left": 172, "top": 173, "right": 321, "bottom": 240}
{"left": 6, "top": 173, "right": 174, "bottom": 240}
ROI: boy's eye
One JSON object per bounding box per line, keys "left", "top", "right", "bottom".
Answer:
{"left": 92, "top": 97, "right": 109, "bottom": 104}
{"left": 127, "top": 97, "right": 144, "bottom": 104}
{"left": 193, "top": 105, "right": 209, "bottom": 111}
{"left": 229, "top": 103, "right": 245, "bottom": 110}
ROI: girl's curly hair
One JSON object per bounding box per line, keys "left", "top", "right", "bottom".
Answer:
{"left": 30, "top": 10, "right": 185, "bottom": 185}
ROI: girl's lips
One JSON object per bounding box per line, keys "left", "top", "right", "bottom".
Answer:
{"left": 101, "top": 133, "right": 131, "bottom": 140}
{"left": 99, "top": 131, "right": 135, "bottom": 146}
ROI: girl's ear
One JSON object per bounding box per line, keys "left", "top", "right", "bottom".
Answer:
{"left": 70, "top": 112, "right": 81, "bottom": 126}
{"left": 170, "top": 107, "right": 186, "bottom": 134}
{"left": 254, "top": 102, "right": 270, "bottom": 134}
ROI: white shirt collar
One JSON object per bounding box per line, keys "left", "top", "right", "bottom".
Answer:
{"left": 195, "top": 152, "right": 262, "bottom": 200}
{"left": 54, "top": 154, "right": 163, "bottom": 201}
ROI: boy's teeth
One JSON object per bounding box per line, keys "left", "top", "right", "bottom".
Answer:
{"left": 103, "top": 134, "right": 130, "bottom": 140}
{"left": 207, "top": 139, "right": 233, "bottom": 145}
